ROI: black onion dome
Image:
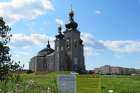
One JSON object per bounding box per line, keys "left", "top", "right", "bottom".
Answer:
{"left": 56, "top": 25, "right": 64, "bottom": 39}
{"left": 65, "top": 9, "right": 78, "bottom": 30}
{"left": 38, "top": 41, "right": 54, "bottom": 56}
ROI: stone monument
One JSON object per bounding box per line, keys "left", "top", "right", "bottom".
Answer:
{"left": 57, "top": 75, "right": 76, "bottom": 93}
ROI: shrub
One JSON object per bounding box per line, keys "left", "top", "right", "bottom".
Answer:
{"left": 26, "top": 70, "right": 34, "bottom": 74}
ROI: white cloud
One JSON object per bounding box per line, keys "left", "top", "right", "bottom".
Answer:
{"left": 81, "top": 32, "right": 105, "bottom": 49}
{"left": 0, "top": 0, "right": 54, "bottom": 24}
{"left": 81, "top": 32, "right": 106, "bottom": 57}
{"left": 84, "top": 47, "right": 93, "bottom": 56}
{"left": 11, "top": 33, "right": 55, "bottom": 48}
{"left": 81, "top": 32, "right": 140, "bottom": 54}
{"left": 56, "top": 18, "right": 64, "bottom": 26}
{"left": 95, "top": 10, "right": 102, "bottom": 15}
{"left": 101, "top": 40, "right": 140, "bottom": 53}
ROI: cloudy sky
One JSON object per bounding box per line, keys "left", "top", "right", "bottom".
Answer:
{"left": 0, "top": 0, "right": 140, "bottom": 70}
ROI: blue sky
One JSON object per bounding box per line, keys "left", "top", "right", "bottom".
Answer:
{"left": 0, "top": 0, "right": 140, "bottom": 70}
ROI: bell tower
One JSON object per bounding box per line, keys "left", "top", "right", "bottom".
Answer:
{"left": 63, "top": 9, "right": 85, "bottom": 72}
{"left": 54, "top": 25, "right": 66, "bottom": 71}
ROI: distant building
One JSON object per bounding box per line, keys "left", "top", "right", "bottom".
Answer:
{"left": 29, "top": 9, "right": 85, "bottom": 73}
{"left": 95, "top": 65, "right": 140, "bottom": 75}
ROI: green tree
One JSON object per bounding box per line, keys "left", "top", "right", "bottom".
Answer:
{"left": 0, "top": 17, "right": 20, "bottom": 81}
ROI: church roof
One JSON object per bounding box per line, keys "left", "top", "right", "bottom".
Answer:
{"left": 38, "top": 41, "right": 54, "bottom": 56}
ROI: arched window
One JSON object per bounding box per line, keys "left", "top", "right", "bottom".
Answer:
{"left": 66, "top": 39, "right": 70, "bottom": 49}
{"left": 61, "top": 47, "right": 63, "bottom": 51}
{"left": 74, "top": 40, "right": 78, "bottom": 48}
{"left": 57, "top": 47, "right": 59, "bottom": 52}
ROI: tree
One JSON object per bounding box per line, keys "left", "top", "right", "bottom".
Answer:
{"left": 0, "top": 17, "right": 20, "bottom": 81}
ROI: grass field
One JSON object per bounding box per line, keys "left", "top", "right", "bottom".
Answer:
{"left": 101, "top": 75, "right": 140, "bottom": 93}
{"left": 77, "top": 75, "right": 140, "bottom": 93}
{"left": 77, "top": 75, "right": 101, "bottom": 93}
{"left": 0, "top": 72, "right": 140, "bottom": 93}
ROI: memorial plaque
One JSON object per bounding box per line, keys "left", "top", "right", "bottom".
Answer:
{"left": 57, "top": 75, "right": 76, "bottom": 93}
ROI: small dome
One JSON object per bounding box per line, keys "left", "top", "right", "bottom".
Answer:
{"left": 56, "top": 25, "right": 64, "bottom": 39}
{"left": 38, "top": 41, "right": 54, "bottom": 56}
{"left": 38, "top": 47, "right": 54, "bottom": 56}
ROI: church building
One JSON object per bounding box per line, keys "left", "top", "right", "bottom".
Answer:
{"left": 29, "top": 9, "right": 85, "bottom": 73}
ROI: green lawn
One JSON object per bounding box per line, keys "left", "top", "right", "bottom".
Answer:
{"left": 101, "top": 75, "right": 140, "bottom": 93}
{"left": 77, "top": 75, "right": 101, "bottom": 93}
{"left": 0, "top": 73, "right": 140, "bottom": 93}
{"left": 77, "top": 75, "right": 140, "bottom": 93}
{"left": 22, "top": 73, "right": 140, "bottom": 93}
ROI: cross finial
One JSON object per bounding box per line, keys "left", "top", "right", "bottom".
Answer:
{"left": 70, "top": 4, "right": 73, "bottom": 12}
{"left": 69, "top": 4, "right": 74, "bottom": 21}
{"left": 58, "top": 24, "right": 62, "bottom": 34}
{"left": 48, "top": 40, "right": 49, "bottom": 44}
{"left": 47, "top": 40, "right": 50, "bottom": 48}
